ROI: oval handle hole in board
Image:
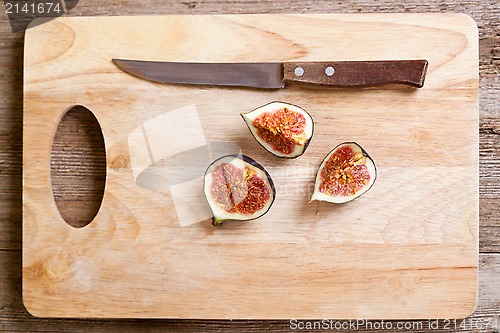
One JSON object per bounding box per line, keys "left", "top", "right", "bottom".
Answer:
{"left": 51, "top": 105, "right": 107, "bottom": 228}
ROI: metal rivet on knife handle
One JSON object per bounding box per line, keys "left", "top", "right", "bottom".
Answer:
{"left": 294, "top": 67, "right": 304, "bottom": 77}
{"left": 325, "top": 66, "right": 335, "bottom": 76}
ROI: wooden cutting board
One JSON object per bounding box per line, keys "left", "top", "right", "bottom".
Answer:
{"left": 22, "top": 14, "right": 479, "bottom": 319}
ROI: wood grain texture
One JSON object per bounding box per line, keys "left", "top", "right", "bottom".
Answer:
{"left": 0, "top": 0, "right": 498, "bottom": 331}
{"left": 2, "top": 252, "right": 500, "bottom": 332}
{"left": 22, "top": 14, "right": 479, "bottom": 319}
{"left": 51, "top": 106, "right": 107, "bottom": 228}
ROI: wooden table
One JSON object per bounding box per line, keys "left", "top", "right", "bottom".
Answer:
{"left": 1, "top": 1, "right": 498, "bottom": 332}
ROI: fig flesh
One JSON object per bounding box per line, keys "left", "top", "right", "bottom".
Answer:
{"left": 204, "top": 154, "right": 275, "bottom": 225}
{"left": 241, "top": 101, "right": 314, "bottom": 158}
{"left": 311, "top": 142, "right": 376, "bottom": 203}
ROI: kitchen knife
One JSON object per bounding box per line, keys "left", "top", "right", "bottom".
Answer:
{"left": 112, "top": 59, "right": 428, "bottom": 89}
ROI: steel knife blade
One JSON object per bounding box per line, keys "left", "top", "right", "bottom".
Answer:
{"left": 112, "top": 59, "right": 428, "bottom": 89}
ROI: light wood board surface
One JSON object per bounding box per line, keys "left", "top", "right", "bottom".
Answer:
{"left": 23, "top": 14, "right": 479, "bottom": 319}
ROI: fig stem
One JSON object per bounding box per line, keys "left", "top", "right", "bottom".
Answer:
{"left": 212, "top": 219, "right": 223, "bottom": 227}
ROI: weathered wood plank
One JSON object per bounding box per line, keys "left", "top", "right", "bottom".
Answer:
{"left": 480, "top": 199, "right": 500, "bottom": 253}
{"left": 0, "top": 0, "right": 498, "bottom": 330}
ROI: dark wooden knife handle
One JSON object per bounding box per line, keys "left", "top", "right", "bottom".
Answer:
{"left": 283, "top": 60, "right": 428, "bottom": 88}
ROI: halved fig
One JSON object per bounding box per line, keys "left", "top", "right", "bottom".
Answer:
{"left": 241, "top": 101, "right": 314, "bottom": 158}
{"left": 311, "top": 142, "right": 376, "bottom": 203}
{"left": 204, "top": 154, "right": 275, "bottom": 226}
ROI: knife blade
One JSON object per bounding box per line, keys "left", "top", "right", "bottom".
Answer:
{"left": 112, "top": 59, "right": 428, "bottom": 89}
